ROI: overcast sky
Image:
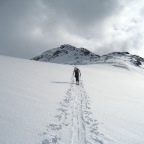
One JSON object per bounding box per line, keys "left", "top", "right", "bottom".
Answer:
{"left": 0, "top": 0, "right": 144, "bottom": 58}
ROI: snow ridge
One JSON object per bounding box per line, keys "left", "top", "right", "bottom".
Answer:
{"left": 31, "top": 44, "right": 144, "bottom": 67}
{"left": 98, "top": 52, "right": 144, "bottom": 67}
{"left": 41, "top": 78, "right": 104, "bottom": 144}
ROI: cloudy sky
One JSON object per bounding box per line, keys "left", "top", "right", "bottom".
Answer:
{"left": 0, "top": 0, "right": 144, "bottom": 58}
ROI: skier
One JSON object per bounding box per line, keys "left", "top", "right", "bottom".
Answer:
{"left": 73, "top": 67, "right": 81, "bottom": 85}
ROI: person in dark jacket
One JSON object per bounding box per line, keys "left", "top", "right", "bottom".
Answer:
{"left": 73, "top": 67, "right": 81, "bottom": 85}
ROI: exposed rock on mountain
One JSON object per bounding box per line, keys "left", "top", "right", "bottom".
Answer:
{"left": 31, "top": 44, "right": 100, "bottom": 64}
{"left": 31, "top": 44, "right": 144, "bottom": 68}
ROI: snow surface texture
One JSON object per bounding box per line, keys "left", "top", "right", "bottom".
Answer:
{"left": 1, "top": 55, "right": 144, "bottom": 144}
{"left": 42, "top": 79, "right": 104, "bottom": 144}
{"left": 31, "top": 44, "right": 144, "bottom": 68}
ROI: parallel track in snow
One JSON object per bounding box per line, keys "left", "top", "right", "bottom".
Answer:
{"left": 71, "top": 82, "right": 87, "bottom": 144}
{"left": 42, "top": 79, "right": 103, "bottom": 144}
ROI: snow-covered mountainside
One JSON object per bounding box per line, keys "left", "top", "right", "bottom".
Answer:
{"left": 98, "top": 52, "right": 144, "bottom": 67}
{"left": 31, "top": 44, "right": 144, "bottom": 68}
{"left": 1, "top": 55, "right": 144, "bottom": 144}
{"left": 31, "top": 44, "right": 100, "bottom": 64}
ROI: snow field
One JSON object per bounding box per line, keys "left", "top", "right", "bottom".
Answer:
{"left": 80, "top": 64, "right": 144, "bottom": 144}
{"left": 0, "top": 55, "right": 144, "bottom": 144}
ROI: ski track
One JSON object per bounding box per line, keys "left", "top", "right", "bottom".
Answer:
{"left": 71, "top": 81, "right": 87, "bottom": 144}
{"left": 41, "top": 77, "right": 104, "bottom": 144}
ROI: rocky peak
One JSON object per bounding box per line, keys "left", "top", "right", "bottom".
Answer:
{"left": 31, "top": 44, "right": 144, "bottom": 67}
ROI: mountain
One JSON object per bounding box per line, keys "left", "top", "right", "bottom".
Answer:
{"left": 98, "top": 52, "right": 144, "bottom": 67}
{"left": 31, "top": 44, "right": 100, "bottom": 64}
{"left": 1, "top": 55, "right": 144, "bottom": 144}
{"left": 31, "top": 44, "right": 144, "bottom": 68}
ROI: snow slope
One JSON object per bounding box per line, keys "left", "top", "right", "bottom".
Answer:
{"left": 0, "top": 55, "right": 144, "bottom": 144}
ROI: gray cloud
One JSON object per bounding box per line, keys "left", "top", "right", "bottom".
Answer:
{"left": 0, "top": 0, "right": 144, "bottom": 58}
{"left": 42, "top": 0, "right": 120, "bottom": 25}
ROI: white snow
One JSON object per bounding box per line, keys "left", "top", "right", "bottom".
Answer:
{"left": 0, "top": 55, "right": 144, "bottom": 144}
